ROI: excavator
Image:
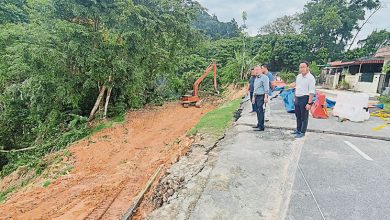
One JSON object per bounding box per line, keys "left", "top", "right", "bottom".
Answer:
{"left": 180, "top": 61, "right": 219, "bottom": 108}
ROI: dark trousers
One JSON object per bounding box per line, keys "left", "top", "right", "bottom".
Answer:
{"left": 255, "top": 94, "right": 265, "bottom": 129}
{"left": 250, "top": 91, "right": 256, "bottom": 111}
{"left": 294, "top": 95, "right": 309, "bottom": 133}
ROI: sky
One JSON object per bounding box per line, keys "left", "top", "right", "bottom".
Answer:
{"left": 197, "top": 0, "right": 390, "bottom": 46}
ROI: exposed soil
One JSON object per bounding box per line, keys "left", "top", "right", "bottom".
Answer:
{"left": 0, "top": 102, "right": 214, "bottom": 220}
{"left": 0, "top": 85, "right": 247, "bottom": 220}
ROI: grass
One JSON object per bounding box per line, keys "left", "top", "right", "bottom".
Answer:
{"left": 90, "top": 114, "right": 125, "bottom": 134}
{"left": 42, "top": 180, "right": 51, "bottom": 188}
{"left": 384, "top": 104, "right": 390, "bottom": 112}
{"left": 0, "top": 186, "right": 16, "bottom": 203}
{"left": 188, "top": 98, "right": 242, "bottom": 136}
{"left": 378, "top": 95, "right": 390, "bottom": 112}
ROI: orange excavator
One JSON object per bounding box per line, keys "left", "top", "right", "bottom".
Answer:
{"left": 180, "top": 61, "right": 219, "bottom": 108}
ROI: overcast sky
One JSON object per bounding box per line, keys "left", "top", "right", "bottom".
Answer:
{"left": 197, "top": 0, "right": 390, "bottom": 46}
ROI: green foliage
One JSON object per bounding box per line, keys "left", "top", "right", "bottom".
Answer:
{"left": 0, "top": 0, "right": 385, "bottom": 180}
{"left": 310, "top": 61, "right": 321, "bottom": 77}
{"left": 0, "top": 0, "right": 29, "bottom": 24}
{"left": 279, "top": 70, "right": 297, "bottom": 83}
{"left": 192, "top": 11, "right": 240, "bottom": 40}
{"left": 300, "top": 0, "right": 380, "bottom": 60}
{"left": 248, "top": 34, "right": 313, "bottom": 71}
{"left": 378, "top": 95, "right": 390, "bottom": 104}
{"left": 346, "top": 30, "right": 390, "bottom": 59}
{"left": 220, "top": 60, "right": 241, "bottom": 85}
{"left": 338, "top": 79, "right": 350, "bottom": 90}
{"left": 378, "top": 95, "right": 390, "bottom": 112}
{"left": 0, "top": 186, "right": 16, "bottom": 203}
{"left": 357, "top": 30, "right": 390, "bottom": 55}
{"left": 42, "top": 180, "right": 51, "bottom": 188}
{"left": 260, "top": 14, "right": 301, "bottom": 35}
{"left": 0, "top": 0, "right": 207, "bottom": 175}
{"left": 383, "top": 62, "right": 390, "bottom": 73}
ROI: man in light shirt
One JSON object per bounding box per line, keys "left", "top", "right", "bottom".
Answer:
{"left": 251, "top": 66, "right": 269, "bottom": 131}
{"left": 292, "top": 61, "right": 316, "bottom": 138}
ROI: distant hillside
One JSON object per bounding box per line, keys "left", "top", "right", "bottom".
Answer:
{"left": 192, "top": 10, "right": 240, "bottom": 40}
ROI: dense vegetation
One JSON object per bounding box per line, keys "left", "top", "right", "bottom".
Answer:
{"left": 0, "top": 0, "right": 388, "bottom": 177}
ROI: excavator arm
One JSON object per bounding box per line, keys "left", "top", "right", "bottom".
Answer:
{"left": 193, "top": 61, "right": 218, "bottom": 97}
{"left": 180, "top": 61, "right": 218, "bottom": 108}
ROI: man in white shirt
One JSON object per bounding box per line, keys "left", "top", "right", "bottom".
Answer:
{"left": 292, "top": 61, "right": 316, "bottom": 138}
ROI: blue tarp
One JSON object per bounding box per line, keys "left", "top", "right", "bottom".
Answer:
{"left": 312, "top": 96, "right": 336, "bottom": 108}
{"left": 326, "top": 98, "right": 336, "bottom": 108}
{"left": 374, "top": 103, "right": 384, "bottom": 109}
{"left": 274, "top": 86, "right": 285, "bottom": 91}
{"left": 280, "top": 89, "right": 295, "bottom": 113}
{"left": 279, "top": 89, "right": 337, "bottom": 113}
{"left": 278, "top": 88, "right": 384, "bottom": 113}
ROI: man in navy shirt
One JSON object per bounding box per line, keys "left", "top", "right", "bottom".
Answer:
{"left": 248, "top": 68, "right": 256, "bottom": 113}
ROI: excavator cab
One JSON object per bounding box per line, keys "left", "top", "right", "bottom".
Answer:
{"left": 180, "top": 61, "right": 218, "bottom": 108}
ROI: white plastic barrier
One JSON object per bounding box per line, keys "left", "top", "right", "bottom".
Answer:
{"left": 333, "top": 93, "right": 370, "bottom": 122}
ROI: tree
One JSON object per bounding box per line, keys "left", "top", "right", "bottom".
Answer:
{"left": 358, "top": 30, "right": 390, "bottom": 55}
{"left": 192, "top": 10, "right": 240, "bottom": 40}
{"left": 271, "top": 34, "right": 311, "bottom": 71}
{"left": 300, "top": 0, "right": 381, "bottom": 60}
{"left": 0, "top": 0, "right": 206, "bottom": 174}
{"left": 240, "top": 11, "right": 248, "bottom": 79}
{"left": 310, "top": 61, "right": 321, "bottom": 77}
{"left": 343, "top": 30, "right": 390, "bottom": 60}
{"left": 0, "top": 0, "right": 29, "bottom": 24}
{"left": 259, "top": 14, "right": 301, "bottom": 35}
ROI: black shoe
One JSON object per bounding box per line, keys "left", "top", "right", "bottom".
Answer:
{"left": 291, "top": 130, "right": 300, "bottom": 135}
{"left": 252, "top": 125, "right": 259, "bottom": 128}
{"left": 295, "top": 133, "right": 305, "bottom": 138}
{"left": 254, "top": 128, "right": 265, "bottom": 131}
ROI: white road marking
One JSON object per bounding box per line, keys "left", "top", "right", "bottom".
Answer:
{"left": 298, "top": 164, "right": 326, "bottom": 220}
{"left": 344, "top": 141, "right": 373, "bottom": 161}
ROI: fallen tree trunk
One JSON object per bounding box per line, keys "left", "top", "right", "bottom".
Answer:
{"left": 103, "top": 87, "right": 112, "bottom": 120}
{"left": 0, "top": 146, "right": 37, "bottom": 153}
{"left": 88, "top": 84, "right": 107, "bottom": 121}
{"left": 103, "top": 76, "right": 113, "bottom": 120}
{"left": 120, "top": 165, "right": 163, "bottom": 220}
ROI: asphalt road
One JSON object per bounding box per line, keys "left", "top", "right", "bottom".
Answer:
{"left": 286, "top": 132, "right": 390, "bottom": 220}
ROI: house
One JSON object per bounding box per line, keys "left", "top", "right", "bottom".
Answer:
{"left": 322, "top": 57, "right": 386, "bottom": 94}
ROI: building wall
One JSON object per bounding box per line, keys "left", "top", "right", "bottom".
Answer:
{"left": 345, "top": 73, "right": 381, "bottom": 94}
{"left": 324, "top": 73, "right": 340, "bottom": 89}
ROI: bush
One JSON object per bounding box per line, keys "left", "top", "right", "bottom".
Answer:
{"left": 220, "top": 60, "right": 241, "bottom": 85}
{"left": 279, "top": 70, "right": 296, "bottom": 83}
{"left": 383, "top": 63, "right": 390, "bottom": 74}
{"left": 338, "top": 79, "right": 350, "bottom": 90}
{"left": 310, "top": 61, "right": 321, "bottom": 77}
{"left": 378, "top": 95, "right": 390, "bottom": 103}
